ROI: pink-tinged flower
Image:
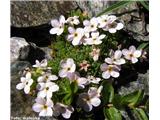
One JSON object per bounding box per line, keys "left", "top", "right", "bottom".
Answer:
{"left": 50, "top": 15, "right": 66, "bottom": 35}
{"left": 83, "top": 17, "right": 98, "bottom": 32}
{"left": 89, "top": 48, "right": 100, "bottom": 61}
{"left": 66, "top": 16, "right": 80, "bottom": 25}
{"left": 85, "top": 32, "right": 106, "bottom": 45}
{"left": 37, "top": 73, "right": 58, "bottom": 83}
{"left": 37, "top": 82, "right": 59, "bottom": 98}
{"left": 122, "top": 46, "right": 142, "bottom": 63}
{"left": 77, "top": 86, "right": 103, "bottom": 112}
{"left": 98, "top": 15, "right": 123, "bottom": 33}
{"left": 32, "top": 97, "right": 53, "bottom": 116}
{"left": 100, "top": 63, "right": 120, "bottom": 79}
{"left": 79, "top": 60, "right": 90, "bottom": 72}
{"left": 59, "top": 58, "right": 76, "bottom": 78}
{"left": 87, "top": 75, "right": 101, "bottom": 84}
{"left": 67, "top": 27, "right": 84, "bottom": 46}
{"left": 67, "top": 72, "right": 88, "bottom": 89}
{"left": 32, "top": 59, "right": 48, "bottom": 68}
{"left": 16, "top": 72, "right": 33, "bottom": 94}
{"left": 53, "top": 103, "right": 74, "bottom": 119}
{"left": 105, "top": 50, "right": 125, "bottom": 65}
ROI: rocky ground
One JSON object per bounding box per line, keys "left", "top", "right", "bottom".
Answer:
{"left": 11, "top": 1, "right": 148, "bottom": 120}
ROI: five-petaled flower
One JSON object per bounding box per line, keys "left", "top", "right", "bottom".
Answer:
{"left": 32, "top": 97, "right": 53, "bottom": 116}
{"left": 83, "top": 17, "right": 98, "bottom": 32}
{"left": 77, "top": 86, "right": 103, "bottom": 112}
{"left": 87, "top": 75, "right": 101, "bottom": 84}
{"left": 50, "top": 15, "right": 66, "bottom": 35}
{"left": 85, "top": 32, "right": 106, "bottom": 45}
{"left": 67, "top": 72, "right": 88, "bottom": 89}
{"left": 122, "top": 46, "right": 142, "bottom": 63}
{"left": 59, "top": 58, "right": 76, "bottom": 78}
{"left": 79, "top": 60, "right": 90, "bottom": 72}
{"left": 105, "top": 50, "right": 126, "bottom": 65}
{"left": 89, "top": 48, "right": 100, "bottom": 61}
{"left": 37, "top": 82, "right": 59, "bottom": 98}
{"left": 16, "top": 72, "right": 33, "bottom": 94}
{"left": 66, "top": 16, "right": 80, "bottom": 25}
{"left": 32, "top": 59, "right": 48, "bottom": 69}
{"left": 53, "top": 103, "right": 74, "bottom": 119}
{"left": 100, "top": 63, "right": 120, "bottom": 79}
{"left": 67, "top": 27, "right": 84, "bottom": 46}
{"left": 37, "top": 73, "right": 58, "bottom": 83}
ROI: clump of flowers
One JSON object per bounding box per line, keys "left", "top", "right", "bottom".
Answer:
{"left": 16, "top": 11, "right": 146, "bottom": 119}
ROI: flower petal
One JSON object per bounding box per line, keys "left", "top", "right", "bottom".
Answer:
{"left": 108, "top": 28, "right": 117, "bottom": 33}
{"left": 134, "top": 50, "right": 142, "bottom": 58}
{"left": 46, "top": 107, "right": 53, "bottom": 116}
{"left": 62, "top": 109, "right": 72, "bottom": 119}
{"left": 105, "top": 58, "right": 113, "bottom": 64}
{"left": 114, "top": 50, "right": 122, "bottom": 59}
{"left": 100, "top": 63, "right": 108, "bottom": 71}
{"left": 24, "top": 85, "right": 30, "bottom": 94}
{"left": 68, "top": 27, "right": 75, "bottom": 34}
{"left": 51, "top": 19, "right": 59, "bottom": 27}
{"left": 90, "top": 97, "right": 101, "bottom": 107}
{"left": 49, "top": 28, "right": 59, "bottom": 35}
{"left": 102, "top": 71, "right": 111, "bottom": 79}
{"left": 50, "top": 84, "right": 59, "bottom": 92}
{"left": 116, "top": 22, "right": 124, "bottom": 30}
{"left": 39, "top": 109, "right": 47, "bottom": 116}
{"left": 59, "top": 69, "right": 67, "bottom": 78}
{"left": 110, "top": 71, "right": 119, "bottom": 78}
{"left": 38, "top": 90, "right": 46, "bottom": 98}
{"left": 32, "top": 103, "right": 43, "bottom": 112}
{"left": 131, "top": 57, "right": 138, "bottom": 63}
{"left": 16, "top": 83, "right": 25, "bottom": 90}
{"left": 49, "top": 75, "right": 58, "bottom": 81}
{"left": 129, "top": 46, "right": 136, "bottom": 53}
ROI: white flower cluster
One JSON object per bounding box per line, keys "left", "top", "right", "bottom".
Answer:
{"left": 16, "top": 13, "right": 144, "bottom": 119}
{"left": 49, "top": 14, "right": 124, "bottom": 46}
{"left": 101, "top": 45, "right": 142, "bottom": 79}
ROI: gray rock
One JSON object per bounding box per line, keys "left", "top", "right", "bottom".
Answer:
{"left": 11, "top": 1, "right": 77, "bottom": 27}
{"left": 118, "top": 71, "right": 149, "bottom": 95}
{"left": 11, "top": 37, "right": 30, "bottom": 62}
{"left": 76, "top": 0, "right": 116, "bottom": 17}
{"left": 11, "top": 61, "right": 31, "bottom": 75}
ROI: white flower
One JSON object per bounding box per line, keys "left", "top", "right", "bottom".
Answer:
{"left": 59, "top": 58, "right": 76, "bottom": 78}
{"left": 77, "top": 86, "right": 103, "bottom": 112}
{"left": 122, "top": 46, "right": 142, "bottom": 63}
{"left": 79, "top": 60, "right": 90, "bottom": 72}
{"left": 50, "top": 15, "right": 66, "bottom": 35}
{"left": 66, "top": 16, "right": 80, "bottom": 25}
{"left": 103, "top": 15, "right": 123, "bottom": 33}
{"left": 87, "top": 75, "right": 101, "bottom": 84}
{"left": 67, "top": 27, "right": 84, "bottom": 46}
{"left": 85, "top": 32, "right": 106, "bottom": 45}
{"left": 37, "top": 73, "right": 58, "bottom": 83}
{"left": 32, "top": 97, "right": 53, "bottom": 116}
{"left": 37, "top": 82, "right": 59, "bottom": 98}
{"left": 53, "top": 103, "right": 74, "bottom": 119}
{"left": 105, "top": 50, "right": 125, "bottom": 65}
{"left": 100, "top": 63, "right": 120, "bottom": 79}
{"left": 89, "top": 48, "right": 100, "bottom": 61}
{"left": 32, "top": 59, "right": 48, "bottom": 68}
{"left": 16, "top": 72, "right": 33, "bottom": 94}
{"left": 67, "top": 72, "right": 88, "bottom": 89}
{"left": 97, "top": 14, "right": 109, "bottom": 28}
{"left": 83, "top": 17, "right": 98, "bottom": 32}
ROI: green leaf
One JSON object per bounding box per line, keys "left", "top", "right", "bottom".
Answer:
{"left": 132, "top": 108, "right": 148, "bottom": 120}
{"left": 120, "top": 90, "right": 144, "bottom": 107}
{"left": 139, "top": 1, "right": 149, "bottom": 11}
{"left": 103, "top": 107, "right": 122, "bottom": 120}
{"left": 62, "top": 93, "right": 72, "bottom": 105}
{"left": 102, "top": 81, "right": 114, "bottom": 104}
{"left": 97, "top": 1, "right": 133, "bottom": 17}
{"left": 137, "top": 42, "right": 149, "bottom": 50}
{"left": 70, "top": 81, "right": 78, "bottom": 94}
